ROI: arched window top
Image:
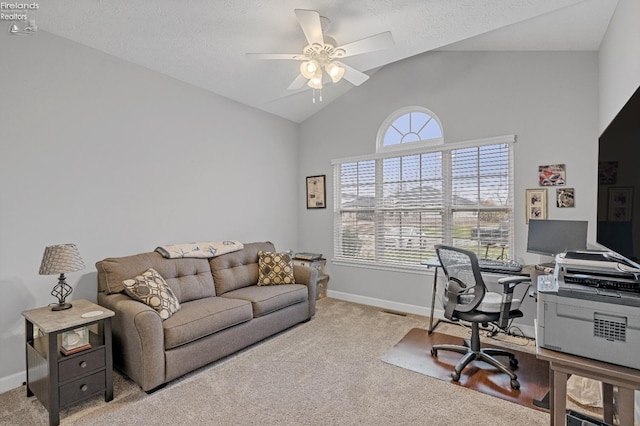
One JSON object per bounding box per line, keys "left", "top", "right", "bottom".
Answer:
{"left": 377, "top": 106, "right": 444, "bottom": 152}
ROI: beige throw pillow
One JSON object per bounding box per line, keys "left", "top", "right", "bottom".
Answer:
{"left": 123, "top": 268, "right": 180, "bottom": 319}
{"left": 257, "top": 250, "right": 295, "bottom": 285}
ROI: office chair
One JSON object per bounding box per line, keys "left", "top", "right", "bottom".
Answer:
{"left": 430, "top": 245, "right": 531, "bottom": 390}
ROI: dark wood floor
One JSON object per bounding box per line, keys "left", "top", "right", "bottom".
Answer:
{"left": 382, "top": 328, "right": 550, "bottom": 411}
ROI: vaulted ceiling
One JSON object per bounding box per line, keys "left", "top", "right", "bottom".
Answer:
{"left": 26, "top": 0, "right": 618, "bottom": 123}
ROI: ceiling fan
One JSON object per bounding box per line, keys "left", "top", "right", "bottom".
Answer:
{"left": 247, "top": 9, "right": 394, "bottom": 97}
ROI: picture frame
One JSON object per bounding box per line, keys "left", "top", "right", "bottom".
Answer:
{"left": 538, "top": 164, "right": 566, "bottom": 186}
{"left": 556, "top": 188, "right": 575, "bottom": 208}
{"left": 526, "top": 188, "right": 547, "bottom": 223}
{"left": 306, "top": 175, "right": 326, "bottom": 209}
{"left": 608, "top": 187, "right": 633, "bottom": 221}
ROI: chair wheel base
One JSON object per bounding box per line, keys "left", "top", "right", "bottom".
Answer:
{"left": 509, "top": 358, "right": 518, "bottom": 369}
{"left": 510, "top": 379, "right": 520, "bottom": 390}
{"left": 451, "top": 371, "right": 460, "bottom": 381}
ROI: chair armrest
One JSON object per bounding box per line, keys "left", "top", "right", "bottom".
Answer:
{"left": 496, "top": 276, "right": 531, "bottom": 328}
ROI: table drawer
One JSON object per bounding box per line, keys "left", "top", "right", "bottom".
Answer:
{"left": 59, "top": 370, "right": 105, "bottom": 407}
{"left": 59, "top": 348, "right": 105, "bottom": 382}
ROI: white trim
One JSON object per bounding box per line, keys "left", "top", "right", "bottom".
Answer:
{"left": 327, "top": 290, "right": 434, "bottom": 317}
{"left": 332, "top": 134, "right": 516, "bottom": 165}
{"left": 326, "top": 291, "right": 535, "bottom": 338}
{"left": 0, "top": 370, "right": 24, "bottom": 394}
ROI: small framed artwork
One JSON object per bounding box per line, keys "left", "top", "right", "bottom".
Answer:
{"left": 526, "top": 188, "right": 547, "bottom": 223}
{"left": 538, "top": 164, "right": 566, "bottom": 186}
{"left": 306, "top": 175, "right": 326, "bottom": 209}
{"left": 608, "top": 187, "right": 633, "bottom": 221}
{"left": 556, "top": 188, "right": 575, "bottom": 208}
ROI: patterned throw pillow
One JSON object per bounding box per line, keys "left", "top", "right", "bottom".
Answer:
{"left": 123, "top": 268, "right": 180, "bottom": 319}
{"left": 257, "top": 250, "right": 295, "bottom": 286}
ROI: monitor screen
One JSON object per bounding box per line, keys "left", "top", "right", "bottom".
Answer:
{"left": 526, "top": 219, "right": 588, "bottom": 257}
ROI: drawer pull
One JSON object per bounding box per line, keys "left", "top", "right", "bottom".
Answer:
{"left": 81, "top": 384, "right": 88, "bottom": 392}
{"left": 80, "top": 361, "right": 88, "bottom": 368}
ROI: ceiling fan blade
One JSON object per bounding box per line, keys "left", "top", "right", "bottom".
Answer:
{"left": 294, "top": 9, "right": 324, "bottom": 47}
{"left": 337, "top": 62, "right": 370, "bottom": 86}
{"left": 246, "top": 53, "right": 303, "bottom": 61}
{"left": 337, "top": 31, "right": 394, "bottom": 58}
{"left": 287, "top": 74, "right": 308, "bottom": 91}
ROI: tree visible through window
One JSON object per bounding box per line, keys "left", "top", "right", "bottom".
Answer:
{"left": 334, "top": 108, "right": 514, "bottom": 268}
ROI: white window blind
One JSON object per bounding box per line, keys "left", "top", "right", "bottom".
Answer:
{"left": 333, "top": 136, "right": 515, "bottom": 268}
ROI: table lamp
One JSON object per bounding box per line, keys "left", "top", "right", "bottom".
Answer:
{"left": 38, "top": 243, "right": 86, "bottom": 311}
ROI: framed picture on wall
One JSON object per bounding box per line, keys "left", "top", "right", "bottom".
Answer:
{"left": 306, "top": 175, "right": 326, "bottom": 209}
{"left": 608, "top": 187, "right": 633, "bottom": 221}
{"left": 538, "top": 164, "right": 566, "bottom": 186}
{"left": 556, "top": 188, "right": 575, "bottom": 208}
{"left": 526, "top": 188, "right": 547, "bottom": 223}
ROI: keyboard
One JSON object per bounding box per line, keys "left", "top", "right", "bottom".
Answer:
{"left": 478, "top": 258, "right": 523, "bottom": 273}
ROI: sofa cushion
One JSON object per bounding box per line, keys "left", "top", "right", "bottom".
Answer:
{"left": 209, "top": 241, "right": 275, "bottom": 295}
{"left": 123, "top": 268, "right": 180, "bottom": 320}
{"left": 96, "top": 251, "right": 215, "bottom": 303}
{"left": 220, "top": 284, "right": 307, "bottom": 318}
{"left": 162, "top": 296, "right": 253, "bottom": 350}
{"left": 257, "top": 251, "right": 295, "bottom": 285}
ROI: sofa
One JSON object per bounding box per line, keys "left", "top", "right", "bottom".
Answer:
{"left": 95, "top": 241, "right": 318, "bottom": 392}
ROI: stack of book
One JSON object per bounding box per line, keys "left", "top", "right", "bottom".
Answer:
{"left": 294, "top": 252, "right": 322, "bottom": 261}
{"left": 61, "top": 343, "right": 92, "bottom": 356}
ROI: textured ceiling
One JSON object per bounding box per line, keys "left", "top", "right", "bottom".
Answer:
{"left": 25, "top": 0, "right": 618, "bottom": 123}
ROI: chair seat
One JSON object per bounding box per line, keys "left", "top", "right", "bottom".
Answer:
{"left": 478, "top": 291, "right": 521, "bottom": 312}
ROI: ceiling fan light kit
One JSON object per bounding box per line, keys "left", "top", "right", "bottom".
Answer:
{"left": 247, "top": 9, "right": 394, "bottom": 103}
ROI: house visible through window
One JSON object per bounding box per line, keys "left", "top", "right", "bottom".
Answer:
{"left": 334, "top": 108, "right": 514, "bottom": 268}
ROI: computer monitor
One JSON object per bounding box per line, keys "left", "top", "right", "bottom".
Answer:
{"left": 526, "top": 219, "right": 588, "bottom": 257}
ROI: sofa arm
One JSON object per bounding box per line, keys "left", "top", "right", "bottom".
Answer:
{"left": 97, "top": 292, "right": 166, "bottom": 391}
{"left": 293, "top": 265, "right": 318, "bottom": 318}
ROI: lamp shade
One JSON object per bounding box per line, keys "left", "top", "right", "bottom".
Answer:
{"left": 300, "top": 60, "right": 319, "bottom": 79}
{"left": 326, "top": 61, "right": 345, "bottom": 83}
{"left": 39, "top": 244, "right": 85, "bottom": 275}
{"left": 307, "top": 69, "right": 323, "bottom": 89}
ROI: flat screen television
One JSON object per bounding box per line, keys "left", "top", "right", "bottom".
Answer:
{"left": 526, "top": 219, "right": 588, "bottom": 257}
{"left": 597, "top": 85, "right": 640, "bottom": 264}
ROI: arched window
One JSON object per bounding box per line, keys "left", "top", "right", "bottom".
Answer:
{"left": 377, "top": 106, "right": 443, "bottom": 152}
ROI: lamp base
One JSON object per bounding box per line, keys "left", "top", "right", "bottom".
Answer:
{"left": 51, "top": 302, "right": 72, "bottom": 311}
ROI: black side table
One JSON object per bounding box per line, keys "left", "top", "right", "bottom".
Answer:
{"left": 22, "top": 299, "right": 115, "bottom": 426}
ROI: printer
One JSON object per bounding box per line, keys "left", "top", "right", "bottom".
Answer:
{"left": 536, "top": 251, "right": 640, "bottom": 370}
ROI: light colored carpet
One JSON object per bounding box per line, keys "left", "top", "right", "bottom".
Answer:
{"left": 1, "top": 298, "right": 551, "bottom": 426}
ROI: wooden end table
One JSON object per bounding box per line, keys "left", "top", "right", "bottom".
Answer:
{"left": 22, "top": 299, "right": 115, "bottom": 426}
{"left": 536, "top": 344, "right": 640, "bottom": 426}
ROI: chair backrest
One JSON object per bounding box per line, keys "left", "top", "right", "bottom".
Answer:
{"left": 435, "top": 245, "right": 487, "bottom": 319}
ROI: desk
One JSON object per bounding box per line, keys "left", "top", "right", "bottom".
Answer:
{"left": 536, "top": 344, "right": 640, "bottom": 426}
{"left": 421, "top": 258, "right": 447, "bottom": 334}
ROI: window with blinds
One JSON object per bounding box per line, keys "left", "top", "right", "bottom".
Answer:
{"left": 333, "top": 136, "right": 515, "bottom": 268}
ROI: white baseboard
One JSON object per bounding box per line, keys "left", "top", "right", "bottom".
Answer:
{"left": 325, "top": 290, "right": 535, "bottom": 339}
{"left": 0, "top": 371, "right": 24, "bottom": 395}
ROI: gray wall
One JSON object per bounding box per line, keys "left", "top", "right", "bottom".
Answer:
{"left": 599, "top": 0, "right": 640, "bottom": 132}
{"left": 298, "top": 51, "right": 599, "bottom": 330}
{"left": 0, "top": 31, "right": 299, "bottom": 392}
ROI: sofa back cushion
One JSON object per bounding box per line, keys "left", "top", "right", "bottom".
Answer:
{"left": 96, "top": 251, "right": 215, "bottom": 303}
{"left": 209, "top": 241, "right": 275, "bottom": 295}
